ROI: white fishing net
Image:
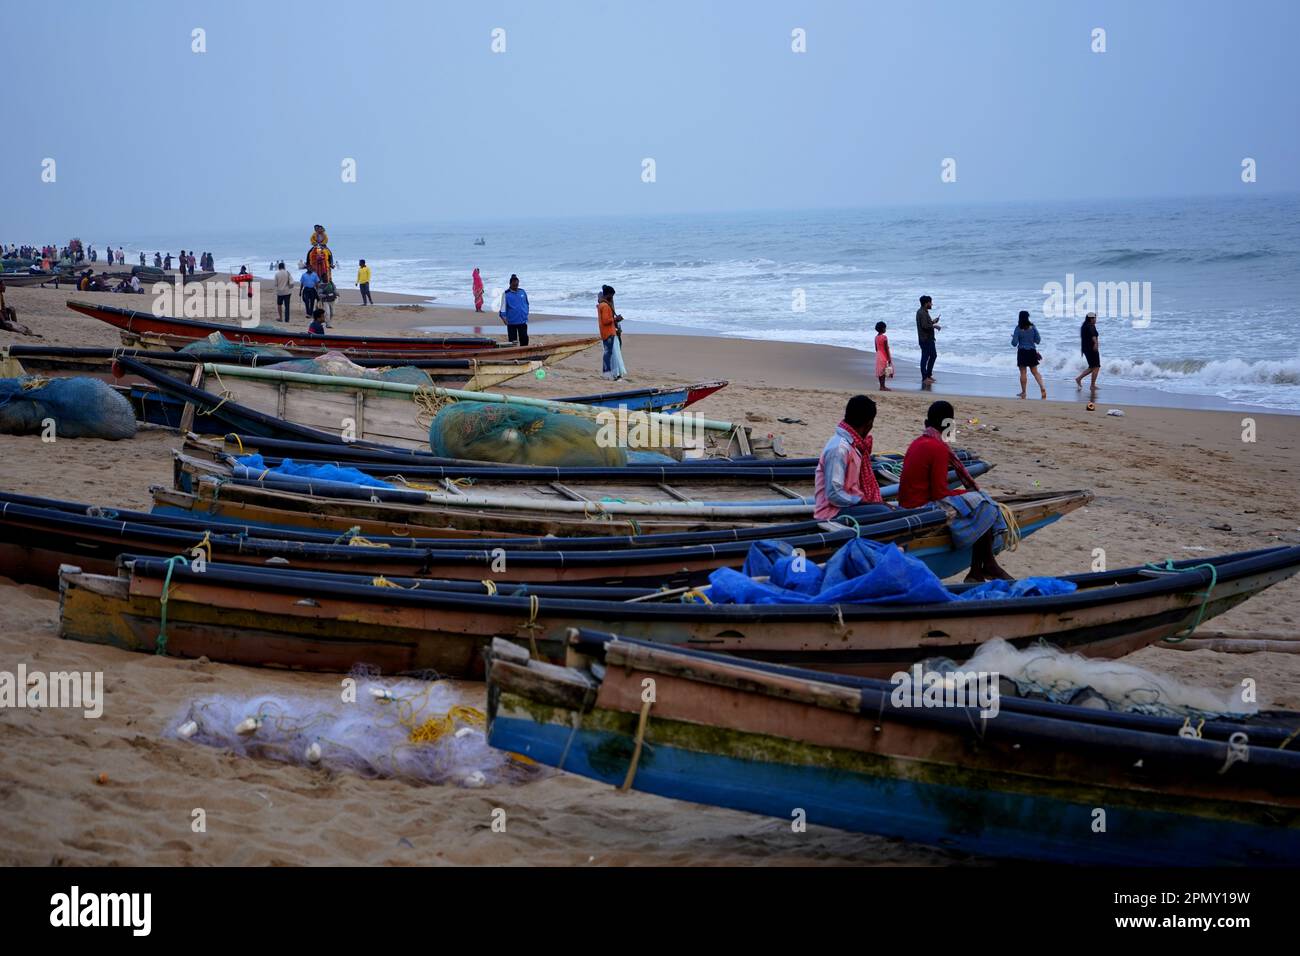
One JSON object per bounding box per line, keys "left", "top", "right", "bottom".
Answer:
{"left": 931, "top": 638, "right": 1257, "bottom": 719}
{"left": 167, "top": 671, "right": 540, "bottom": 787}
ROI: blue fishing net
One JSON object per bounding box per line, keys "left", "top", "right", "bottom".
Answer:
{"left": 0, "top": 376, "right": 137, "bottom": 440}
{"left": 710, "top": 538, "right": 1075, "bottom": 605}
{"left": 429, "top": 400, "right": 627, "bottom": 466}
{"left": 178, "top": 331, "right": 292, "bottom": 358}
{"left": 233, "top": 453, "right": 394, "bottom": 488}
{"left": 267, "top": 355, "right": 432, "bottom": 386}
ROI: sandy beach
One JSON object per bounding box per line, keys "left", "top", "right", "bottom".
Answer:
{"left": 1, "top": 282, "right": 1299, "bottom": 866}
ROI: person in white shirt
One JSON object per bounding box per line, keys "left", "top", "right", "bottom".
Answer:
{"left": 273, "top": 262, "right": 294, "bottom": 323}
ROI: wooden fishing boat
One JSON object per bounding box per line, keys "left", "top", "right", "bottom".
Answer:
{"left": 486, "top": 633, "right": 1300, "bottom": 865}
{"left": 57, "top": 544, "right": 1300, "bottom": 677}
{"left": 118, "top": 355, "right": 773, "bottom": 458}
{"left": 3, "top": 490, "right": 1085, "bottom": 588}
{"left": 190, "top": 363, "right": 766, "bottom": 457}
{"left": 68, "top": 300, "right": 497, "bottom": 350}
{"left": 136, "top": 271, "right": 218, "bottom": 285}
{"left": 0, "top": 345, "right": 549, "bottom": 392}
{"left": 553, "top": 381, "right": 728, "bottom": 413}
{"left": 115, "top": 330, "right": 601, "bottom": 364}
{"left": 168, "top": 451, "right": 995, "bottom": 531}
{"left": 0, "top": 272, "right": 55, "bottom": 287}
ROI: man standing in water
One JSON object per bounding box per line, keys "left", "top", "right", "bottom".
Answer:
{"left": 1075, "top": 311, "right": 1101, "bottom": 391}
{"left": 499, "top": 274, "right": 530, "bottom": 345}
{"left": 916, "top": 294, "right": 941, "bottom": 387}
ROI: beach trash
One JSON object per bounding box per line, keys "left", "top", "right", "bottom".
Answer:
{"left": 1107, "top": 409, "right": 1125, "bottom": 417}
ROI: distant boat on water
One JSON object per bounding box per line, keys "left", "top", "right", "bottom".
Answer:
{"left": 473, "top": 237, "right": 486, "bottom": 246}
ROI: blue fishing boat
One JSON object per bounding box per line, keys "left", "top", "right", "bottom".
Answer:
{"left": 487, "top": 632, "right": 1300, "bottom": 865}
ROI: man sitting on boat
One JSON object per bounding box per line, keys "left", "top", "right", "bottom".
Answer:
{"left": 899, "top": 400, "right": 1012, "bottom": 582}
{"left": 814, "top": 395, "right": 891, "bottom": 520}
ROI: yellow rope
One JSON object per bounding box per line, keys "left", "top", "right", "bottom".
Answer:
{"left": 995, "top": 500, "right": 1021, "bottom": 553}
{"left": 224, "top": 433, "right": 245, "bottom": 454}
{"left": 681, "top": 589, "right": 712, "bottom": 605}
{"left": 413, "top": 386, "right": 455, "bottom": 427}
{"left": 371, "top": 575, "right": 417, "bottom": 589}
{"left": 619, "top": 695, "right": 654, "bottom": 792}
{"left": 480, "top": 580, "right": 498, "bottom": 595}
{"left": 190, "top": 530, "right": 212, "bottom": 565}
{"left": 346, "top": 535, "right": 390, "bottom": 549}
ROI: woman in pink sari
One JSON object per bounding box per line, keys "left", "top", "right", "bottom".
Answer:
{"left": 472, "top": 268, "right": 484, "bottom": 312}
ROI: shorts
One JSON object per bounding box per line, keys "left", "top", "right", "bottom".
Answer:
{"left": 1016, "top": 347, "right": 1039, "bottom": 369}
{"left": 1083, "top": 348, "right": 1101, "bottom": 369}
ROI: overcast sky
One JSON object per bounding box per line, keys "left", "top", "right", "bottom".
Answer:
{"left": 4, "top": 0, "right": 1297, "bottom": 237}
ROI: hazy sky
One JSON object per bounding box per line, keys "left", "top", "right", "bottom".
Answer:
{"left": 4, "top": 0, "right": 1298, "bottom": 237}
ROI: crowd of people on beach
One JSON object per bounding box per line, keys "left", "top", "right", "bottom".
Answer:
{"left": 871, "top": 294, "right": 1103, "bottom": 400}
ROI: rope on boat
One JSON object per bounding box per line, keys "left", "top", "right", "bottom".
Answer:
{"left": 190, "top": 530, "right": 212, "bottom": 566}
{"left": 1143, "top": 559, "right": 1219, "bottom": 641}
{"left": 620, "top": 694, "right": 655, "bottom": 792}
{"left": 371, "top": 575, "right": 416, "bottom": 589}
{"left": 840, "top": 514, "right": 862, "bottom": 538}
{"left": 413, "top": 385, "right": 455, "bottom": 428}
{"left": 155, "top": 555, "right": 188, "bottom": 655}
{"left": 224, "top": 433, "right": 245, "bottom": 453}
{"left": 995, "top": 500, "right": 1021, "bottom": 553}
{"left": 480, "top": 579, "right": 498, "bottom": 595}
{"left": 681, "top": 589, "right": 712, "bottom": 605}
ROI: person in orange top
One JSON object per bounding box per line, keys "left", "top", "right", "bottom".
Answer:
{"left": 598, "top": 284, "right": 625, "bottom": 380}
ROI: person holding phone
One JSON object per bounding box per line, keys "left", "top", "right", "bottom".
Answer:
{"left": 915, "top": 294, "right": 941, "bottom": 387}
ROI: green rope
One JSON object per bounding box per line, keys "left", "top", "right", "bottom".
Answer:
{"left": 1144, "top": 559, "right": 1219, "bottom": 642}
{"left": 155, "top": 555, "right": 189, "bottom": 655}
{"left": 332, "top": 525, "right": 363, "bottom": 545}
{"left": 838, "top": 514, "right": 862, "bottom": 538}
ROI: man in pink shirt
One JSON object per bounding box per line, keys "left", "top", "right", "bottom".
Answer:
{"left": 814, "top": 395, "right": 888, "bottom": 520}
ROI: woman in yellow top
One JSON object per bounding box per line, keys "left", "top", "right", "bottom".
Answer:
{"left": 356, "top": 259, "right": 373, "bottom": 305}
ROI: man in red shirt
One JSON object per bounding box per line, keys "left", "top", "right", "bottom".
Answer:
{"left": 900, "top": 400, "right": 1011, "bottom": 582}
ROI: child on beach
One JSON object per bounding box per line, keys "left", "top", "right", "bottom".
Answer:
{"left": 873, "top": 321, "right": 893, "bottom": 391}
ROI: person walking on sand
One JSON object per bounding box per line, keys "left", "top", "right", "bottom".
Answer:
{"left": 274, "top": 261, "right": 293, "bottom": 322}
{"left": 1075, "top": 311, "right": 1101, "bottom": 391}
{"left": 598, "top": 285, "right": 627, "bottom": 380}
{"left": 1012, "top": 310, "right": 1047, "bottom": 399}
{"left": 472, "top": 268, "right": 485, "bottom": 312}
{"left": 499, "top": 274, "right": 530, "bottom": 346}
{"left": 916, "top": 295, "right": 940, "bottom": 387}
{"left": 899, "top": 400, "right": 1013, "bottom": 582}
{"left": 874, "top": 321, "right": 894, "bottom": 391}
{"left": 813, "top": 395, "right": 890, "bottom": 521}
{"left": 356, "top": 259, "right": 373, "bottom": 305}
{"left": 300, "top": 265, "right": 319, "bottom": 320}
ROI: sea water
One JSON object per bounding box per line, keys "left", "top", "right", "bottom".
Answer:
{"left": 124, "top": 194, "right": 1300, "bottom": 411}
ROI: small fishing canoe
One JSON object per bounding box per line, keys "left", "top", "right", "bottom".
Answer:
{"left": 553, "top": 381, "right": 728, "bottom": 413}
{"left": 0, "top": 272, "right": 56, "bottom": 287}
{"left": 68, "top": 300, "right": 497, "bottom": 350}
{"left": 486, "top": 633, "right": 1300, "bottom": 865}
{"left": 57, "top": 543, "right": 1297, "bottom": 677}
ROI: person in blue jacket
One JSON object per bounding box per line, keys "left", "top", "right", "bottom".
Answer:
{"left": 499, "top": 274, "right": 530, "bottom": 345}
{"left": 1012, "top": 310, "right": 1046, "bottom": 399}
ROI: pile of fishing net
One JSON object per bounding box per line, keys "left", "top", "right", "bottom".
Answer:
{"left": 267, "top": 350, "right": 432, "bottom": 386}
{"left": 233, "top": 452, "right": 395, "bottom": 488}
{"left": 429, "top": 400, "right": 626, "bottom": 466}
{"left": 178, "top": 331, "right": 292, "bottom": 358}
{"left": 920, "top": 638, "right": 1257, "bottom": 719}
{"left": 168, "top": 672, "right": 539, "bottom": 787}
{"left": 0, "top": 376, "right": 137, "bottom": 439}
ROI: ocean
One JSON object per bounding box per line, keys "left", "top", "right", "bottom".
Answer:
{"left": 120, "top": 193, "right": 1300, "bottom": 411}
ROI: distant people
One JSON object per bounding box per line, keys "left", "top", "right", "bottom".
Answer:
{"left": 899, "top": 400, "right": 1012, "bottom": 582}
{"left": 163, "top": 253, "right": 172, "bottom": 270}
{"left": 300, "top": 266, "right": 319, "bottom": 319}
{"left": 308, "top": 308, "right": 327, "bottom": 336}
{"left": 274, "top": 261, "right": 293, "bottom": 322}
{"left": 598, "top": 285, "right": 627, "bottom": 380}
{"left": 1012, "top": 310, "right": 1046, "bottom": 399}
{"left": 499, "top": 273, "right": 530, "bottom": 345}
{"left": 472, "top": 268, "right": 484, "bottom": 312}
{"left": 178, "top": 250, "right": 187, "bottom": 277}
{"left": 153, "top": 252, "right": 162, "bottom": 268}
{"left": 916, "top": 295, "right": 940, "bottom": 387}
{"left": 814, "top": 395, "right": 887, "bottom": 521}
{"left": 129, "top": 274, "right": 142, "bottom": 293}
{"left": 874, "top": 321, "right": 893, "bottom": 391}
{"left": 1075, "top": 311, "right": 1101, "bottom": 391}
{"left": 356, "top": 259, "right": 373, "bottom": 305}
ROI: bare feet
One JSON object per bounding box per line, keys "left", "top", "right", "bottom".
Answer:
{"left": 880, "top": 385, "right": 892, "bottom": 391}
{"left": 1040, "top": 387, "right": 1048, "bottom": 399}
{"left": 1016, "top": 392, "right": 1026, "bottom": 399}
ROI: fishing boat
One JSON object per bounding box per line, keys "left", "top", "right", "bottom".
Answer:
{"left": 0, "top": 272, "right": 55, "bottom": 287}
{"left": 0, "top": 345, "right": 550, "bottom": 393}
{"left": 486, "top": 632, "right": 1300, "bottom": 865}
{"left": 68, "top": 300, "right": 499, "bottom": 351}
{"left": 136, "top": 271, "right": 217, "bottom": 285}
{"left": 118, "top": 355, "right": 774, "bottom": 458}
{"left": 553, "top": 381, "right": 728, "bottom": 413}
{"left": 113, "top": 329, "right": 601, "bottom": 364}
{"left": 56, "top": 543, "right": 1300, "bottom": 677}
{"left": 3, "top": 489, "right": 1086, "bottom": 588}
